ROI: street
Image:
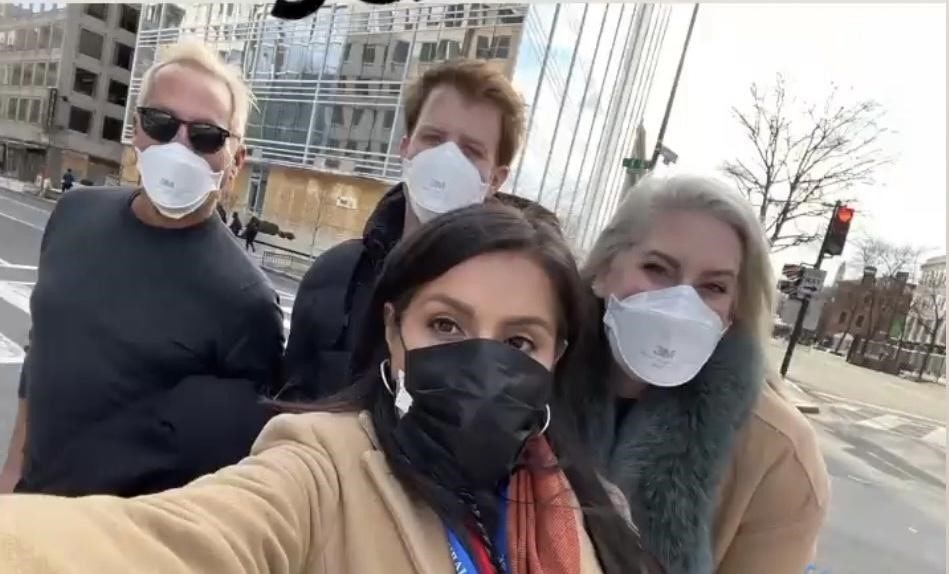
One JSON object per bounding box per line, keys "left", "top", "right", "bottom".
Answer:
{"left": 0, "top": 188, "right": 945, "bottom": 573}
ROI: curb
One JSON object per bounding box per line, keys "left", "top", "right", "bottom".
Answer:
{"left": 261, "top": 265, "right": 304, "bottom": 283}
{"left": 784, "top": 379, "right": 822, "bottom": 415}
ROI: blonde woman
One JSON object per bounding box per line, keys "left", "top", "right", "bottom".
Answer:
{"left": 562, "top": 174, "right": 830, "bottom": 574}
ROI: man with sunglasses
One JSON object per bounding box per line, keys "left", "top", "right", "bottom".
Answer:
{"left": 0, "top": 41, "right": 284, "bottom": 497}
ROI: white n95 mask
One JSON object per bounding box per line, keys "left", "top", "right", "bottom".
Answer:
{"left": 137, "top": 142, "right": 224, "bottom": 219}
{"left": 603, "top": 285, "right": 727, "bottom": 388}
{"left": 403, "top": 141, "right": 488, "bottom": 224}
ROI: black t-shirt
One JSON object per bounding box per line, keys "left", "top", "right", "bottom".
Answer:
{"left": 19, "top": 188, "right": 284, "bottom": 486}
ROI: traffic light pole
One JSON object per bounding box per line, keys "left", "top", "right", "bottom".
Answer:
{"left": 779, "top": 201, "right": 841, "bottom": 377}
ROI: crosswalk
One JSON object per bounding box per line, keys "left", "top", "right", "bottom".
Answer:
{"left": 0, "top": 279, "right": 298, "bottom": 365}
{"left": 814, "top": 391, "right": 946, "bottom": 448}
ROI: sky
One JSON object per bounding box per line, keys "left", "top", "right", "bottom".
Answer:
{"left": 640, "top": 3, "right": 946, "bottom": 282}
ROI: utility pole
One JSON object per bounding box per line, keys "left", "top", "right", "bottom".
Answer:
{"left": 649, "top": 3, "right": 699, "bottom": 170}
{"left": 780, "top": 201, "right": 854, "bottom": 377}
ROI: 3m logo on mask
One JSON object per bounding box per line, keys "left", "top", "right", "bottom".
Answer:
{"left": 653, "top": 345, "right": 676, "bottom": 360}
{"left": 427, "top": 178, "right": 446, "bottom": 191}
{"left": 159, "top": 177, "right": 175, "bottom": 189}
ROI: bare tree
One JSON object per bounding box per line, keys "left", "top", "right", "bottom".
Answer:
{"left": 908, "top": 272, "right": 947, "bottom": 381}
{"left": 723, "top": 75, "right": 892, "bottom": 251}
{"left": 853, "top": 236, "right": 927, "bottom": 279}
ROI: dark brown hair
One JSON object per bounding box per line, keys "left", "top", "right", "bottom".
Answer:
{"left": 403, "top": 59, "right": 526, "bottom": 167}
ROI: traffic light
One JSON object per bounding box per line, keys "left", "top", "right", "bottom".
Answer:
{"left": 822, "top": 204, "right": 854, "bottom": 257}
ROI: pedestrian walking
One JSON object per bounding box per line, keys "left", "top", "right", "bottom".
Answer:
{"left": 244, "top": 215, "right": 260, "bottom": 252}
{"left": 60, "top": 168, "right": 74, "bottom": 192}
{"left": 566, "top": 174, "right": 829, "bottom": 574}
{"left": 284, "top": 58, "right": 557, "bottom": 402}
{"left": 0, "top": 40, "right": 284, "bottom": 498}
{"left": 229, "top": 211, "right": 243, "bottom": 237}
{"left": 0, "top": 203, "right": 661, "bottom": 574}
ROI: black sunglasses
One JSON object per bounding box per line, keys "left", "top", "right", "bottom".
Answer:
{"left": 136, "top": 107, "right": 233, "bottom": 154}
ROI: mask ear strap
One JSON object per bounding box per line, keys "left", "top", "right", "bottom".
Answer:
{"left": 538, "top": 404, "right": 551, "bottom": 435}
{"left": 379, "top": 359, "right": 396, "bottom": 397}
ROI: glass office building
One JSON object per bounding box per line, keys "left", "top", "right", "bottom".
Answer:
{"left": 123, "top": 2, "right": 678, "bottom": 255}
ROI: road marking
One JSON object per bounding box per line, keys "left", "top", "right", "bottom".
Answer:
{"left": 921, "top": 427, "right": 946, "bottom": 448}
{"left": 0, "top": 193, "right": 51, "bottom": 215}
{"left": 846, "top": 473, "right": 872, "bottom": 485}
{"left": 0, "top": 332, "right": 24, "bottom": 365}
{"left": 0, "top": 209, "right": 44, "bottom": 231}
{"left": 0, "top": 281, "right": 32, "bottom": 314}
{"left": 0, "top": 261, "right": 38, "bottom": 271}
{"left": 857, "top": 414, "right": 909, "bottom": 432}
{"left": 803, "top": 386, "right": 945, "bottom": 427}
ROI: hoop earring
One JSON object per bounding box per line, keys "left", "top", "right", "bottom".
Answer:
{"left": 380, "top": 359, "right": 396, "bottom": 396}
{"left": 538, "top": 404, "right": 551, "bottom": 435}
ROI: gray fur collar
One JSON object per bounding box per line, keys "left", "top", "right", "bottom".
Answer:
{"left": 587, "top": 329, "right": 763, "bottom": 574}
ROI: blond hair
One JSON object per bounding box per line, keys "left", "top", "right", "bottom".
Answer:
{"left": 583, "top": 173, "right": 783, "bottom": 390}
{"left": 137, "top": 39, "right": 255, "bottom": 137}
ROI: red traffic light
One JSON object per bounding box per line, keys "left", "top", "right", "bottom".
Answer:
{"left": 836, "top": 205, "right": 854, "bottom": 224}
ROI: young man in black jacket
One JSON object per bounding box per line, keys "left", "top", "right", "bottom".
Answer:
{"left": 283, "top": 59, "right": 556, "bottom": 401}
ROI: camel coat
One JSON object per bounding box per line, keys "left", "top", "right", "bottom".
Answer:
{"left": 0, "top": 411, "right": 605, "bottom": 574}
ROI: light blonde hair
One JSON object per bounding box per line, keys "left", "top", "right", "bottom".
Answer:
{"left": 137, "top": 39, "right": 255, "bottom": 138}
{"left": 583, "top": 173, "right": 783, "bottom": 390}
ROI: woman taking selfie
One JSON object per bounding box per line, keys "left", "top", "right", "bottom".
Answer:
{"left": 565, "top": 174, "right": 829, "bottom": 574}
{"left": 0, "top": 204, "right": 655, "bottom": 574}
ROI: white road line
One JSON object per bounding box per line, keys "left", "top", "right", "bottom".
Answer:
{"left": 0, "top": 193, "right": 51, "bottom": 215}
{"left": 0, "top": 262, "right": 38, "bottom": 271}
{"left": 0, "top": 281, "right": 32, "bottom": 314}
{"left": 805, "top": 387, "right": 945, "bottom": 426}
{"left": 0, "top": 210, "right": 44, "bottom": 231}
{"left": 921, "top": 427, "right": 946, "bottom": 447}
{"left": 857, "top": 414, "right": 910, "bottom": 432}
{"left": 0, "top": 332, "right": 24, "bottom": 365}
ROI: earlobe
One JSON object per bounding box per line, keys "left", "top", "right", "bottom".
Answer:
{"left": 491, "top": 166, "right": 510, "bottom": 191}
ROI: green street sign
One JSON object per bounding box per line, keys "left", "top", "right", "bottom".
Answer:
{"left": 622, "top": 158, "right": 647, "bottom": 170}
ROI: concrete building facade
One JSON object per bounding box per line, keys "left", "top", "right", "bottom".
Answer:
{"left": 0, "top": 2, "right": 138, "bottom": 188}
{"left": 121, "top": 2, "right": 679, "bottom": 255}
{"left": 904, "top": 255, "right": 947, "bottom": 352}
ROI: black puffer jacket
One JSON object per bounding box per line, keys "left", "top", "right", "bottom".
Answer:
{"left": 282, "top": 184, "right": 559, "bottom": 401}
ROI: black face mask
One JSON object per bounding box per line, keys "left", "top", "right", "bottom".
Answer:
{"left": 390, "top": 338, "right": 552, "bottom": 492}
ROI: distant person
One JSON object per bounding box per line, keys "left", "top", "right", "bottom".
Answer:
{"left": 229, "top": 211, "right": 243, "bottom": 237}
{"left": 284, "top": 59, "right": 548, "bottom": 402}
{"left": 567, "top": 174, "right": 830, "bottom": 574}
{"left": 0, "top": 40, "right": 284, "bottom": 497}
{"left": 243, "top": 215, "right": 260, "bottom": 252}
{"left": 60, "top": 169, "right": 74, "bottom": 192}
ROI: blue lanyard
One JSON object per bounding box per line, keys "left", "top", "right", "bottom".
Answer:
{"left": 447, "top": 494, "right": 509, "bottom": 574}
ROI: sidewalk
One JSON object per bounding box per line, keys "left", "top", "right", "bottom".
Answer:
{"left": 768, "top": 340, "right": 946, "bottom": 422}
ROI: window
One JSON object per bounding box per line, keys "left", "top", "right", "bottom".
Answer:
{"left": 107, "top": 80, "right": 128, "bottom": 106}
{"left": 0, "top": 65, "right": 5, "bottom": 86}
{"left": 855, "top": 315, "right": 865, "bottom": 328}
{"left": 838, "top": 312, "right": 848, "bottom": 323}
{"left": 446, "top": 4, "right": 464, "bottom": 27}
{"left": 21, "top": 63, "right": 32, "bottom": 86}
{"left": 28, "top": 99, "right": 41, "bottom": 124}
{"left": 68, "top": 106, "right": 92, "bottom": 133}
{"left": 14, "top": 29, "right": 26, "bottom": 51}
{"left": 356, "top": 80, "right": 369, "bottom": 95}
{"left": 38, "top": 26, "right": 50, "bottom": 50}
{"left": 51, "top": 25, "right": 63, "bottom": 49}
{"left": 32, "top": 62, "right": 44, "bottom": 86}
{"left": 343, "top": 43, "right": 352, "bottom": 61}
{"left": 25, "top": 28, "right": 37, "bottom": 51}
{"left": 419, "top": 42, "right": 436, "bottom": 62}
{"left": 499, "top": 8, "right": 524, "bottom": 24}
{"left": 78, "top": 29, "right": 104, "bottom": 60}
{"left": 84, "top": 4, "right": 109, "bottom": 21}
{"left": 119, "top": 4, "right": 140, "bottom": 33}
{"left": 437, "top": 40, "right": 460, "bottom": 60}
{"left": 327, "top": 138, "right": 340, "bottom": 150}
{"left": 73, "top": 67, "right": 98, "bottom": 97}
{"left": 102, "top": 116, "right": 123, "bottom": 142}
{"left": 11, "top": 64, "right": 22, "bottom": 86}
{"left": 383, "top": 110, "right": 394, "bottom": 128}
{"left": 113, "top": 43, "right": 133, "bottom": 70}
{"left": 17, "top": 98, "right": 28, "bottom": 122}
{"left": 362, "top": 44, "right": 376, "bottom": 64}
{"left": 352, "top": 108, "right": 364, "bottom": 125}
{"left": 392, "top": 40, "right": 410, "bottom": 64}
{"left": 5, "top": 99, "right": 16, "bottom": 120}
{"left": 492, "top": 36, "right": 511, "bottom": 59}
{"left": 476, "top": 36, "right": 490, "bottom": 59}
{"left": 331, "top": 106, "right": 344, "bottom": 125}
{"left": 46, "top": 62, "right": 58, "bottom": 86}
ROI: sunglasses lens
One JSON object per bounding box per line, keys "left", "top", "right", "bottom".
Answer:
{"left": 189, "top": 124, "right": 228, "bottom": 154}
{"left": 139, "top": 109, "right": 179, "bottom": 142}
